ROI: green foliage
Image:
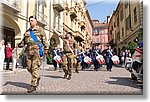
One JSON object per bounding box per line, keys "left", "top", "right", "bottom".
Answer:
{"left": 137, "top": 28, "right": 143, "bottom": 42}
{"left": 126, "top": 42, "right": 137, "bottom": 54}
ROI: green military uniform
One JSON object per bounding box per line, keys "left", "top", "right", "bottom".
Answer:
{"left": 18, "top": 26, "right": 49, "bottom": 87}
{"left": 61, "top": 37, "right": 78, "bottom": 79}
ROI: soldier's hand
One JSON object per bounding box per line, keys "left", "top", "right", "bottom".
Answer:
{"left": 44, "top": 50, "right": 49, "bottom": 56}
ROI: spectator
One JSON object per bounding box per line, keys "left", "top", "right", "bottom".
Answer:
{"left": 12, "top": 44, "right": 19, "bottom": 72}
{"left": 0, "top": 39, "right": 5, "bottom": 72}
{"left": 5, "top": 43, "right": 12, "bottom": 70}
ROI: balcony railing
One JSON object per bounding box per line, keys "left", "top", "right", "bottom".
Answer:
{"left": 1, "top": 0, "right": 21, "bottom": 12}
{"left": 53, "top": 0, "right": 64, "bottom": 12}
{"left": 79, "top": 20, "right": 86, "bottom": 28}
{"left": 34, "top": 11, "right": 48, "bottom": 26}
{"left": 74, "top": 31, "right": 84, "bottom": 42}
{"left": 70, "top": 7, "right": 77, "bottom": 19}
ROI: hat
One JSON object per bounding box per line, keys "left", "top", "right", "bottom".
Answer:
{"left": 29, "top": 16, "right": 37, "bottom": 21}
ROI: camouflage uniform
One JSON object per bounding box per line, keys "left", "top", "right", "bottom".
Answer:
{"left": 18, "top": 26, "right": 49, "bottom": 87}
{"left": 61, "top": 37, "right": 78, "bottom": 79}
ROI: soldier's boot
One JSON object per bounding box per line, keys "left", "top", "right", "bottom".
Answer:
{"left": 63, "top": 74, "right": 67, "bottom": 79}
{"left": 27, "top": 86, "right": 37, "bottom": 93}
{"left": 37, "top": 77, "right": 41, "bottom": 86}
{"left": 75, "top": 69, "right": 79, "bottom": 73}
{"left": 67, "top": 75, "right": 71, "bottom": 80}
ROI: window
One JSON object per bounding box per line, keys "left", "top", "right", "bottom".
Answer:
{"left": 117, "top": 16, "right": 119, "bottom": 26}
{"left": 114, "top": 22, "right": 116, "bottom": 27}
{"left": 125, "top": 0, "right": 129, "bottom": 9}
{"left": 134, "top": 7, "right": 137, "bottom": 24}
{"left": 117, "top": 31, "right": 120, "bottom": 41}
{"left": 120, "top": 9, "right": 124, "bottom": 21}
{"left": 122, "top": 27, "right": 124, "bottom": 37}
{"left": 126, "top": 15, "right": 131, "bottom": 30}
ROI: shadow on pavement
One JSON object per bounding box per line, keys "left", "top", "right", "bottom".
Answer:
{"left": 3, "top": 81, "right": 30, "bottom": 89}
{"left": 44, "top": 75, "right": 63, "bottom": 79}
{"left": 105, "top": 77, "right": 142, "bottom": 89}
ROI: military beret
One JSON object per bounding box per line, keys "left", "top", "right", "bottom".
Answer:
{"left": 29, "top": 16, "right": 37, "bottom": 21}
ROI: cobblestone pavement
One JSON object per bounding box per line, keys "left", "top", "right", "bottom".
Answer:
{"left": 2, "top": 64, "right": 143, "bottom": 95}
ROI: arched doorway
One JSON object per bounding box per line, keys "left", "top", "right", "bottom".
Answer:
{"left": 118, "top": 48, "right": 121, "bottom": 55}
{"left": 2, "top": 14, "right": 21, "bottom": 48}
{"left": 50, "top": 35, "right": 60, "bottom": 48}
{"left": 122, "top": 46, "right": 126, "bottom": 51}
{"left": 113, "top": 48, "right": 117, "bottom": 55}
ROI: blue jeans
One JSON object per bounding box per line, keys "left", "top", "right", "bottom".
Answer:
{"left": 106, "top": 57, "right": 112, "bottom": 70}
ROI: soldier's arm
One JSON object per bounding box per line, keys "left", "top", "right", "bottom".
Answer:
{"left": 18, "top": 35, "right": 26, "bottom": 48}
{"left": 40, "top": 28, "right": 49, "bottom": 54}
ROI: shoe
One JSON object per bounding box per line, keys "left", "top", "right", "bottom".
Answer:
{"left": 63, "top": 74, "right": 67, "bottom": 79}
{"left": 37, "top": 77, "right": 41, "bottom": 86}
{"left": 27, "top": 86, "right": 36, "bottom": 93}
{"left": 75, "top": 70, "right": 79, "bottom": 73}
{"left": 67, "top": 75, "right": 71, "bottom": 80}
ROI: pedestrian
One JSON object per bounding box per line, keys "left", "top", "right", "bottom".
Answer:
{"left": 12, "top": 44, "right": 19, "bottom": 72}
{"left": 51, "top": 47, "right": 59, "bottom": 71}
{"left": 105, "top": 45, "right": 113, "bottom": 72}
{"left": 5, "top": 43, "right": 13, "bottom": 70}
{"left": 0, "top": 39, "right": 5, "bottom": 72}
{"left": 22, "top": 45, "right": 27, "bottom": 68}
{"left": 58, "top": 48, "right": 63, "bottom": 69}
{"left": 18, "top": 16, "right": 49, "bottom": 93}
{"left": 59, "top": 32, "right": 78, "bottom": 80}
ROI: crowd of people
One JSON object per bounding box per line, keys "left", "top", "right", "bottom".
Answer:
{"left": 50, "top": 43, "right": 132, "bottom": 73}
{"left": 0, "top": 40, "right": 23, "bottom": 72}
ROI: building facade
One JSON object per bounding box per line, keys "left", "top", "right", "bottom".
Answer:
{"left": 92, "top": 20, "right": 108, "bottom": 51}
{"left": 1, "top": 0, "right": 52, "bottom": 48}
{"left": 108, "top": 0, "right": 143, "bottom": 54}
{"left": 85, "top": 9, "right": 93, "bottom": 49}
{"left": 63, "top": 0, "right": 87, "bottom": 49}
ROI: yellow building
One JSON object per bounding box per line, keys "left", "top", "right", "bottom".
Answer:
{"left": 108, "top": 0, "right": 143, "bottom": 54}
{"left": 63, "top": 0, "right": 87, "bottom": 49}
{"left": 1, "top": 0, "right": 50, "bottom": 48}
{"left": 1, "top": 0, "right": 91, "bottom": 52}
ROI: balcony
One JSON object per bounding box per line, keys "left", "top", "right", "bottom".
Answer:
{"left": 64, "top": 2, "right": 69, "bottom": 11}
{"left": 79, "top": 20, "right": 86, "bottom": 29}
{"left": 70, "top": 7, "right": 77, "bottom": 19}
{"left": 34, "top": 11, "right": 48, "bottom": 26}
{"left": 53, "top": 0, "right": 64, "bottom": 12}
{"left": 74, "top": 31, "right": 84, "bottom": 42}
{"left": 1, "top": 0, "right": 21, "bottom": 13}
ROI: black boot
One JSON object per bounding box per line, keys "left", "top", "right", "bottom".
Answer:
{"left": 75, "top": 69, "right": 79, "bottom": 73}
{"left": 67, "top": 75, "right": 71, "bottom": 80}
{"left": 27, "top": 86, "right": 37, "bottom": 93}
{"left": 63, "top": 74, "right": 67, "bottom": 79}
{"left": 37, "top": 77, "right": 41, "bottom": 86}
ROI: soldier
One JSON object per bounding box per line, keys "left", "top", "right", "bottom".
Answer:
{"left": 59, "top": 32, "right": 78, "bottom": 80}
{"left": 18, "top": 16, "right": 49, "bottom": 93}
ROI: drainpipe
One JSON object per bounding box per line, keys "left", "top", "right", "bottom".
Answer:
{"left": 26, "top": 0, "right": 29, "bottom": 30}
{"left": 49, "top": 0, "right": 51, "bottom": 43}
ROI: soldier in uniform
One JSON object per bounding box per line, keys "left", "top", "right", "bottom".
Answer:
{"left": 18, "top": 16, "right": 49, "bottom": 93}
{"left": 60, "top": 32, "right": 78, "bottom": 80}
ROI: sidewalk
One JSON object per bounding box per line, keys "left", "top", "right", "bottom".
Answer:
{"left": 2, "top": 63, "right": 54, "bottom": 74}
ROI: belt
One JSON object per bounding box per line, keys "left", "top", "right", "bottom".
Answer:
{"left": 27, "top": 42, "right": 42, "bottom": 46}
{"left": 63, "top": 51, "right": 72, "bottom": 54}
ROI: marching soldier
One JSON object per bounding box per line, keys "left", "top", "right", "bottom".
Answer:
{"left": 59, "top": 32, "right": 78, "bottom": 80}
{"left": 18, "top": 16, "right": 49, "bottom": 93}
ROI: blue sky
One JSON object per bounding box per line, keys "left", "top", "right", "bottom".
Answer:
{"left": 86, "top": 0, "right": 120, "bottom": 22}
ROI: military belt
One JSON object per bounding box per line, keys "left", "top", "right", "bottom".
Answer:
{"left": 27, "top": 42, "right": 42, "bottom": 46}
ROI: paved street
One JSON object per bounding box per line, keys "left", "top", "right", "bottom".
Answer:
{"left": 2, "top": 64, "right": 142, "bottom": 95}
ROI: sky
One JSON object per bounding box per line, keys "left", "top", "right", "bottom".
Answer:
{"left": 86, "top": 0, "right": 120, "bottom": 22}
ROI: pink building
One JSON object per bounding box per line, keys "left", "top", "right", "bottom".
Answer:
{"left": 92, "top": 20, "right": 108, "bottom": 51}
